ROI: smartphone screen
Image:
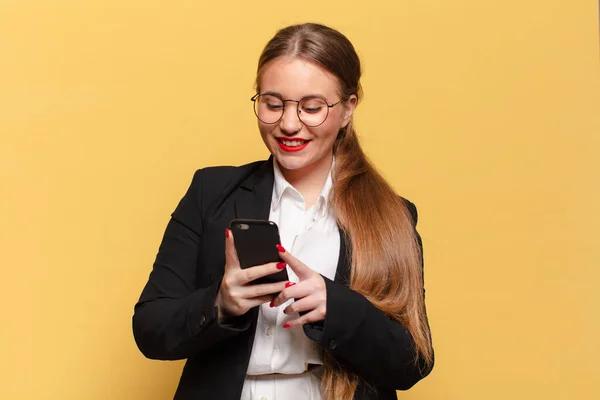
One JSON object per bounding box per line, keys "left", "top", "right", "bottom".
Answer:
{"left": 230, "top": 219, "right": 289, "bottom": 285}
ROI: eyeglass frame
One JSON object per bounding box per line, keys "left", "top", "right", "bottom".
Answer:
{"left": 250, "top": 93, "right": 345, "bottom": 127}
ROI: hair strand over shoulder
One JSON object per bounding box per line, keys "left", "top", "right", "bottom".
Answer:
{"left": 256, "top": 23, "right": 433, "bottom": 399}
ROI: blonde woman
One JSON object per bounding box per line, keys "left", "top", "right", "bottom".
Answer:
{"left": 133, "top": 23, "right": 434, "bottom": 400}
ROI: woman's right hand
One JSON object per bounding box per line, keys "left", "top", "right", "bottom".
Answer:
{"left": 215, "top": 229, "right": 289, "bottom": 322}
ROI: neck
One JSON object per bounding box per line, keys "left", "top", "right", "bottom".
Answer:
{"left": 278, "top": 153, "right": 333, "bottom": 208}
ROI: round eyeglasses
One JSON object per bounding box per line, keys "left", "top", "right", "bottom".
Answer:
{"left": 251, "top": 93, "right": 343, "bottom": 127}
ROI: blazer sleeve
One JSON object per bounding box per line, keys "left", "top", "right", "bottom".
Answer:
{"left": 303, "top": 199, "right": 434, "bottom": 390}
{"left": 132, "top": 169, "right": 250, "bottom": 361}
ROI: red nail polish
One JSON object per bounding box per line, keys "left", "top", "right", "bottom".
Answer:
{"left": 276, "top": 262, "right": 286, "bottom": 270}
{"left": 283, "top": 323, "right": 291, "bottom": 328}
{"left": 269, "top": 300, "right": 275, "bottom": 308}
{"left": 285, "top": 282, "right": 296, "bottom": 288}
{"left": 225, "top": 229, "right": 230, "bottom": 238}
{"left": 276, "top": 244, "right": 286, "bottom": 253}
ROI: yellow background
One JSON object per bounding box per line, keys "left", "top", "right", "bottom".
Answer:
{"left": 1, "top": 0, "right": 599, "bottom": 399}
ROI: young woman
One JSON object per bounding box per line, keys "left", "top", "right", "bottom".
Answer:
{"left": 133, "top": 23, "right": 434, "bottom": 400}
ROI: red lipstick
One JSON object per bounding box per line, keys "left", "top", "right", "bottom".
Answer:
{"left": 277, "top": 138, "right": 310, "bottom": 152}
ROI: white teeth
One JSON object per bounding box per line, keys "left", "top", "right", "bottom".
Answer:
{"left": 282, "top": 140, "right": 306, "bottom": 147}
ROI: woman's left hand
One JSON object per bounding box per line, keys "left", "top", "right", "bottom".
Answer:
{"left": 271, "top": 245, "right": 327, "bottom": 328}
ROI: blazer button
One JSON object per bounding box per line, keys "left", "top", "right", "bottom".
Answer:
{"left": 329, "top": 340, "right": 337, "bottom": 350}
{"left": 199, "top": 314, "right": 206, "bottom": 327}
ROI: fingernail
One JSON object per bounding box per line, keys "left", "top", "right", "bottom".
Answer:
{"left": 225, "top": 229, "right": 230, "bottom": 238}
{"left": 285, "top": 282, "right": 296, "bottom": 288}
{"left": 283, "top": 323, "right": 291, "bottom": 329}
{"left": 276, "top": 262, "right": 286, "bottom": 270}
{"left": 269, "top": 300, "right": 275, "bottom": 308}
{"left": 276, "top": 244, "right": 286, "bottom": 253}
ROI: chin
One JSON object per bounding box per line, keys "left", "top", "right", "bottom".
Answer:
{"left": 273, "top": 154, "right": 310, "bottom": 171}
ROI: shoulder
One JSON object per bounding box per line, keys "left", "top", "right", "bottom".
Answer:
{"left": 171, "top": 159, "right": 269, "bottom": 230}
{"left": 186, "top": 159, "right": 268, "bottom": 193}
{"left": 400, "top": 197, "right": 418, "bottom": 225}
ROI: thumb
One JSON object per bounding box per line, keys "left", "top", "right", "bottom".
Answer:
{"left": 224, "top": 229, "right": 240, "bottom": 270}
{"left": 278, "top": 245, "right": 311, "bottom": 279}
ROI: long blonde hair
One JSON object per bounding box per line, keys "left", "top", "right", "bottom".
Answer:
{"left": 256, "top": 23, "right": 433, "bottom": 399}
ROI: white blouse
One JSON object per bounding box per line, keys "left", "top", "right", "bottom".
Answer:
{"left": 241, "top": 159, "right": 340, "bottom": 400}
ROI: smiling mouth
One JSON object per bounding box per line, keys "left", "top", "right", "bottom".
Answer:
{"left": 279, "top": 138, "right": 308, "bottom": 146}
{"left": 276, "top": 138, "right": 310, "bottom": 152}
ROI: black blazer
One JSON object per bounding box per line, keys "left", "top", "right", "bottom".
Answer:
{"left": 133, "top": 158, "right": 433, "bottom": 400}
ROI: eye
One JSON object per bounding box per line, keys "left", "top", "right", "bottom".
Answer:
{"left": 266, "top": 103, "right": 283, "bottom": 111}
{"left": 260, "top": 95, "right": 283, "bottom": 111}
{"left": 300, "top": 99, "right": 326, "bottom": 113}
{"left": 302, "top": 106, "right": 322, "bottom": 113}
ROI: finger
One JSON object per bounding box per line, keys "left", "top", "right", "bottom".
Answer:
{"left": 240, "top": 261, "right": 287, "bottom": 285}
{"left": 273, "top": 279, "right": 325, "bottom": 306}
{"left": 273, "top": 282, "right": 311, "bottom": 307}
{"left": 224, "top": 229, "right": 240, "bottom": 270}
{"left": 283, "top": 294, "right": 323, "bottom": 315}
{"left": 283, "top": 306, "right": 327, "bottom": 329}
{"left": 243, "top": 295, "right": 278, "bottom": 310}
{"left": 240, "top": 280, "right": 289, "bottom": 298}
{"left": 277, "top": 246, "right": 312, "bottom": 280}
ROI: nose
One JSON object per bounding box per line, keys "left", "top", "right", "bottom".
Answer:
{"left": 279, "top": 102, "right": 302, "bottom": 135}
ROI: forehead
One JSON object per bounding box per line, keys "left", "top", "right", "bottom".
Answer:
{"left": 259, "top": 57, "right": 340, "bottom": 98}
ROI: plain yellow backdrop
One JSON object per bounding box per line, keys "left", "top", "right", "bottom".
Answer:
{"left": 1, "top": 1, "right": 599, "bottom": 399}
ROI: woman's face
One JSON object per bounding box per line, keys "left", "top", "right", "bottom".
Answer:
{"left": 257, "top": 57, "right": 356, "bottom": 174}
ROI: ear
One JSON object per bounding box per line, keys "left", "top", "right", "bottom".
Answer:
{"left": 340, "top": 94, "right": 358, "bottom": 128}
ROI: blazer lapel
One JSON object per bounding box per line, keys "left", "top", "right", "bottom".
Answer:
{"left": 231, "top": 158, "right": 275, "bottom": 348}
{"left": 234, "top": 158, "right": 274, "bottom": 221}
{"left": 335, "top": 230, "right": 350, "bottom": 285}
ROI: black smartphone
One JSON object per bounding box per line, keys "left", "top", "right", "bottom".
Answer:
{"left": 229, "top": 219, "right": 289, "bottom": 285}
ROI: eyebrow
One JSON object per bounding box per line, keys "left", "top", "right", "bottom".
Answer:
{"left": 261, "top": 91, "right": 327, "bottom": 100}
